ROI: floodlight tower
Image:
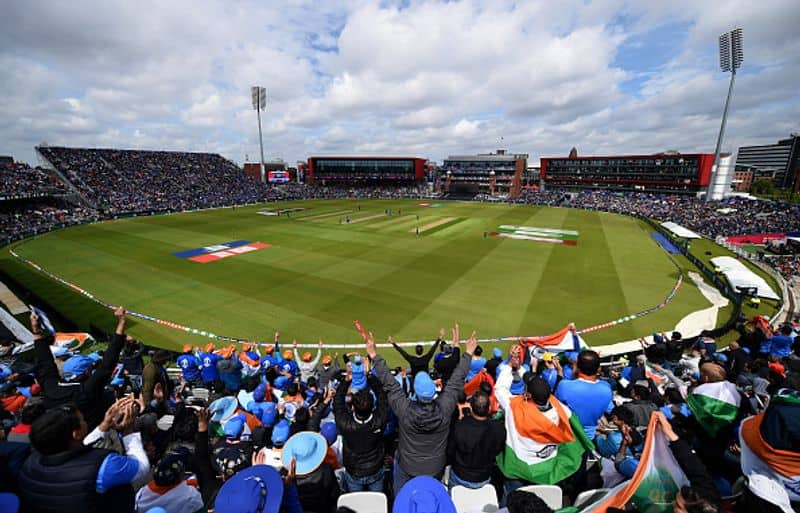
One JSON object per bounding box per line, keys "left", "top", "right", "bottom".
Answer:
{"left": 251, "top": 86, "right": 267, "bottom": 183}
{"left": 707, "top": 28, "right": 743, "bottom": 202}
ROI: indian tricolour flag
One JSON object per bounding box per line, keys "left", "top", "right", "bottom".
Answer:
{"left": 492, "top": 225, "right": 579, "bottom": 245}
{"left": 518, "top": 324, "right": 587, "bottom": 353}
{"left": 685, "top": 381, "right": 741, "bottom": 436}
{"left": 496, "top": 395, "right": 592, "bottom": 485}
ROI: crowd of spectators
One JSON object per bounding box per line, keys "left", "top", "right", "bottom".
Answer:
{"left": 0, "top": 200, "right": 98, "bottom": 246}
{"left": 0, "top": 309, "right": 798, "bottom": 513}
{"left": 516, "top": 190, "right": 800, "bottom": 240}
{"left": 0, "top": 163, "right": 71, "bottom": 199}
{"left": 37, "top": 147, "right": 271, "bottom": 213}
{"left": 766, "top": 256, "right": 800, "bottom": 281}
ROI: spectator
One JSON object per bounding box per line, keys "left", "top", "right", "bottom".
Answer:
{"left": 176, "top": 345, "right": 201, "bottom": 386}
{"left": 134, "top": 449, "right": 203, "bottom": 513}
{"left": 333, "top": 372, "right": 388, "bottom": 492}
{"left": 19, "top": 397, "right": 149, "bottom": 513}
{"left": 555, "top": 350, "right": 613, "bottom": 440}
{"left": 142, "top": 350, "right": 170, "bottom": 409}
{"left": 370, "top": 326, "right": 473, "bottom": 494}
{"left": 120, "top": 336, "right": 145, "bottom": 391}
{"left": 294, "top": 341, "right": 322, "bottom": 383}
{"left": 283, "top": 431, "right": 339, "bottom": 513}
{"left": 391, "top": 336, "right": 439, "bottom": 378}
{"left": 446, "top": 390, "right": 505, "bottom": 491}
{"left": 198, "top": 343, "right": 221, "bottom": 392}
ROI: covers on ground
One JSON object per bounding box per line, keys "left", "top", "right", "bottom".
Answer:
{"left": 661, "top": 222, "right": 701, "bottom": 239}
{"left": 710, "top": 256, "right": 779, "bottom": 300}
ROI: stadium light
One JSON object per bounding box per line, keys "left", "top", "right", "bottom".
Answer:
{"left": 707, "top": 28, "right": 743, "bottom": 202}
{"left": 251, "top": 86, "right": 267, "bottom": 184}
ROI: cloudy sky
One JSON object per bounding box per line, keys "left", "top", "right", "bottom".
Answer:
{"left": 1, "top": 0, "right": 798, "bottom": 167}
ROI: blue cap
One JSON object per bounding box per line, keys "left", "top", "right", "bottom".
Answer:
{"left": 273, "top": 376, "right": 289, "bottom": 390}
{"left": 145, "top": 508, "right": 167, "bottom": 513}
{"left": 320, "top": 422, "right": 337, "bottom": 446}
{"left": 214, "top": 464, "right": 283, "bottom": 513}
{"left": 653, "top": 333, "right": 665, "bottom": 344}
{"left": 493, "top": 347, "right": 502, "bottom": 359}
{"left": 87, "top": 352, "right": 102, "bottom": 363}
{"left": 353, "top": 355, "right": 363, "bottom": 365}
{"left": 271, "top": 419, "right": 290, "bottom": 446}
{"left": 62, "top": 355, "right": 94, "bottom": 382}
{"left": 282, "top": 432, "right": 327, "bottom": 476}
{"left": 253, "top": 383, "right": 267, "bottom": 402}
{"left": 565, "top": 351, "right": 579, "bottom": 361}
{"left": 224, "top": 414, "right": 246, "bottom": 439}
{"left": 0, "top": 493, "right": 19, "bottom": 513}
{"left": 715, "top": 353, "right": 728, "bottom": 363}
{"left": 742, "top": 347, "right": 751, "bottom": 354}
{"left": 260, "top": 402, "right": 277, "bottom": 427}
{"left": 393, "top": 476, "right": 455, "bottom": 513}
{"left": 413, "top": 372, "right": 436, "bottom": 401}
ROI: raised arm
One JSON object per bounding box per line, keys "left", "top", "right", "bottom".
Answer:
{"left": 85, "top": 307, "right": 128, "bottom": 391}
{"left": 30, "top": 311, "right": 60, "bottom": 393}
{"left": 367, "top": 333, "right": 409, "bottom": 419}
{"left": 391, "top": 339, "right": 413, "bottom": 363}
{"left": 438, "top": 326, "right": 475, "bottom": 412}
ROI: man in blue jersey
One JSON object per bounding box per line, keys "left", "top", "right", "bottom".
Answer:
{"left": 260, "top": 332, "right": 282, "bottom": 380}
{"left": 176, "top": 345, "right": 202, "bottom": 386}
{"left": 19, "top": 396, "right": 150, "bottom": 512}
{"left": 199, "top": 343, "right": 222, "bottom": 392}
{"left": 555, "top": 350, "right": 613, "bottom": 440}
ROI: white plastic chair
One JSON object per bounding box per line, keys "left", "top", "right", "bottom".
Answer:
{"left": 450, "top": 484, "right": 499, "bottom": 513}
{"left": 337, "top": 492, "right": 388, "bottom": 513}
{"left": 516, "top": 484, "right": 562, "bottom": 510}
{"left": 574, "top": 488, "right": 610, "bottom": 509}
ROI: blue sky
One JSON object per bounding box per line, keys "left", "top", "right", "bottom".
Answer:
{"left": 0, "top": 0, "right": 797, "bottom": 167}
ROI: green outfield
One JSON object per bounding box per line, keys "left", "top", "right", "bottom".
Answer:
{"left": 0, "top": 199, "right": 718, "bottom": 350}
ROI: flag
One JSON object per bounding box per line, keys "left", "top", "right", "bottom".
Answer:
{"left": 518, "top": 325, "right": 586, "bottom": 353}
{"left": 53, "top": 332, "right": 94, "bottom": 351}
{"left": 496, "top": 395, "right": 592, "bottom": 485}
{"left": 30, "top": 305, "right": 56, "bottom": 335}
{"left": 353, "top": 320, "right": 368, "bottom": 341}
{"left": 739, "top": 393, "right": 800, "bottom": 510}
{"left": 685, "top": 381, "right": 741, "bottom": 436}
{"left": 581, "top": 414, "right": 689, "bottom": 512}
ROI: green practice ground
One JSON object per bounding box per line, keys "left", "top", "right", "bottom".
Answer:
{"left": 0, "top": 199, "right": 735, "bottom": 351}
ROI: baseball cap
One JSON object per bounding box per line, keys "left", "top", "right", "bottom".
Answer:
{"left": 253, "top": 383, "right": 267, "bottom": 402}
{"left": 320, "top": 422, "right": 337, "bottom": 446}
{"left": 271, "top": 419, "right": 291, "bottom": 446}
{"left": 0, "top": 493, "right": 19, "bottom": 513}
{"left": 492, "top": 347, "right": 503, "bottom": 359}
{"left": 62, "top": 355, "right": 95, "bottom": 381}
{"left": 223, "top": 414, "right": 247, "bottom": 439}
{"left": 154, "top": 451, "right": 188, "bottom": 486}
{"left": 413, "top": 372, "right": 436, "bottom": 401}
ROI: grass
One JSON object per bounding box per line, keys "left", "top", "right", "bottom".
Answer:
{"left": 0, "top": 200, "right": 723, "bottom": 354}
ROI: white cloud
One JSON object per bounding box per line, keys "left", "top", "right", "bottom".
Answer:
{"left": 0, "top": 0, "right": 797, "bottom": 169}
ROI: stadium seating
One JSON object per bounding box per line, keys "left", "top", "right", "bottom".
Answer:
{"left": 516, "top": 484, "right": 563, "bottom": 510}
{"left": 337, "top": 492, "right": 388, "bottom": 513}
{"left": 450, "top": 484, "right": 499, "bottom": 513}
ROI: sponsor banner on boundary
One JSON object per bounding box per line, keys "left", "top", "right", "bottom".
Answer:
{"left": 188, "top": 242, "right": 271, "bottom": 263}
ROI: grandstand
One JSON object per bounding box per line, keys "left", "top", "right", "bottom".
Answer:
{"left": 36, "top": 146, "right": 269, "bottom": 213}
{"left": 306, "top": 156, "right": 427, "bottom": 185}
{"left": 440, "top": 150, "right": 526, "bottom": 199}
{"left": 540, "top": 153, "right": 715, "bottom": 195}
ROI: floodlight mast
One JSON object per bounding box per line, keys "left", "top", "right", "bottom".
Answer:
{"left": 708, "top": 28, "right": 743, "bottom": 202}
{"left": 251, "top": 86, "right": 267, "bottom": 184}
